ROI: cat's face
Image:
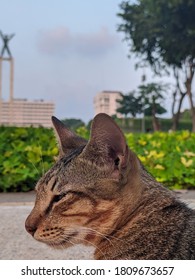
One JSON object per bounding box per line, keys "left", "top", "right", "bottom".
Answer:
{"left": 25, "top": 114, "right": 139, "bottom": 249}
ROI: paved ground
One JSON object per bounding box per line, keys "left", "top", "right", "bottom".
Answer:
{"left": 0, "top": 191, "right": 195, "bottom": 260}
{"left": 0, "top": 191, "right": 94, "bottom": 260}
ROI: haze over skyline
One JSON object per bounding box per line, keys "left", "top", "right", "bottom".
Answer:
{"left": 0, "top": 0, "right": 176, "bottom": 122}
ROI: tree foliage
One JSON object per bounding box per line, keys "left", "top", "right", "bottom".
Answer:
{"left": 117, "top": 82, "right": 167, "bottom": 130}
{"left": 118, "top": 0, "right": 195, "bottom": 131}
{"left": 117, "top": 91, "right": 142, "bottom": 117}
{"left": 118, "top": 0, "right": 195, "bottom": 70}
{"left": 138, "top": 83, "right": 167, "bottom": 114}
{"left": 61, "top": 118, "right": 85, "bottom": 131}
{"left": 138, "top": 82, "right": 167, "bottom": 130}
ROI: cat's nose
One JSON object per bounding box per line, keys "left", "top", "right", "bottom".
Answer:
{"left": 25, "top": 215, "right": 38, "bottom": 236}
{"left": 25, "top": 223, "right": 37, "bottom": 236}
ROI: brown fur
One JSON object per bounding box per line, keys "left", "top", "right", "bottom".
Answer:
{"left": 25, "top": 113, "right": 195, "bottom": 259}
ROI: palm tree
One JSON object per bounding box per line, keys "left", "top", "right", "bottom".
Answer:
{"left": 138, "top": 83, "right": 167, "bottom": 131}
{"left": 117, "top": 91, "right": 142, "bottom": 118}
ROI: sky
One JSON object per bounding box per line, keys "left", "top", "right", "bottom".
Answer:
{"left": 0, "top": 0, "right": 177, "bottom": 123}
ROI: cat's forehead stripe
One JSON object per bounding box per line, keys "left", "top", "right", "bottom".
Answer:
{"left": 43, "top": 144, "right": 114, "bottom": 195}
{"left": 50, "top": 178, "right": 58, "bottom": 191}
{"left": 43, "top": 145, "right": 86, "bottom": 192}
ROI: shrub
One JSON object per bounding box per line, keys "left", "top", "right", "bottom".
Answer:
{"left": 0, "top": 127, "right": 58, "bottom": 192}
{"left": 0, "top": 126, "right": 194, "bottom": 191}
{"left": 125, "top": 131, "right": 195, "bottom": 189}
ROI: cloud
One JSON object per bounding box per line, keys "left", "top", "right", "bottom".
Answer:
{"left": 37, "top": 26, "right": 119, "bottom": 57}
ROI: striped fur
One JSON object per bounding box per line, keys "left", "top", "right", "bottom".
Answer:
{"left": 25, "top": 113, "right": 195, "bottom": 259}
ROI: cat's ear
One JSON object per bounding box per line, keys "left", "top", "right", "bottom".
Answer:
{"left": 83, "top": 113, "right": 128, "bottom": 176}
{"left": 51, "top": 116, "right": 87, "bottom": 156}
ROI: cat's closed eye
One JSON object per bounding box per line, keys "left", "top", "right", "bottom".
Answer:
{"left": 44, "top": 193, "right": 67, "bottom": 215}
{"left": 53, "top": 193, "right": 67, "bottom": 203}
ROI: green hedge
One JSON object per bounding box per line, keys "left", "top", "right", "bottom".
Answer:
{"left": 125, "top": 131, "right": 195, "bottom": 189}
{"left": 0, "top": 127, "right": 58, "bottom": 192}
{"left": 115, "top": 117, "right": 193, "bottom": 132}
{"left": 0, "top": 126, "right": 194, "bottom": 191}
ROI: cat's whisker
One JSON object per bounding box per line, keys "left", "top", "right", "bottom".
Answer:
{"left": 82, "top": 225, "right": 130, "bottom": 244}
{"left": 28, "top": 159, "right": 40, "bottom": 175}
{"left": 55, "top": 227, "right": 111, "bottom": 259}
{"left": 54, "top": 227, "right": 122, "bottom": 259}
{"left": 80, "top": 226, "right": 130, "bottom": 254}
{"left": 78, "top": 226, "right": 115, "bottom": 246}
{"left": 73, "top": 235, "right": 108, "bottom": 260}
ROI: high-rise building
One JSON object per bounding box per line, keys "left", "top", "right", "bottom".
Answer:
{"left": 93, "top": 90, "right": 122, "bottom": 117}
{"left": 0, "top": 98, "right": 55, "bottom": 127}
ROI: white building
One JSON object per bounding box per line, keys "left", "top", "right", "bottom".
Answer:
{"left": 94, "top": 90, "right": 122, "bottom": 117}
{"left": 0, "top": 98, "right": 55, "bottom": 127}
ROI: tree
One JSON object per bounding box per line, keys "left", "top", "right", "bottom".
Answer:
{"left": 180, "top": 109, "right": 192, "bottom": 120}
{"left": 138, "top": 83, "right": 167, "bottom": 131}
{"left": 117, "top": 91, "right": 142, "bottom": 118}
{"left": 171, "top": 68, "right": 187, "bottom": 130}
{"left": 118, "top": 0, "right": 195, "bottom": 131}
{"left": 61, "top": 118, "right": 85, "bottom": 131}
{"left": 117, "top": 82, "right": 167, "bottom": 131}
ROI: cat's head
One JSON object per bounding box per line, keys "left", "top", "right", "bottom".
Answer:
{"left": 25, "top": 113, "right": 141, "bottom": 249}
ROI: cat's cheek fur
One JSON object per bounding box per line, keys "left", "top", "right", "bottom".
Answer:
{"left": 34, "top": 198, "right": 121, "bottom": 248}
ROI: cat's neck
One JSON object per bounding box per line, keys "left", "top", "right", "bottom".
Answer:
{"left": 94, "top": 163, "right": 176, "bottom": 260}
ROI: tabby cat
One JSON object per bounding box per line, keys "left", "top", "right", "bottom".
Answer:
{"left": 25, "top": 113, "right": 195, "bottom": 259}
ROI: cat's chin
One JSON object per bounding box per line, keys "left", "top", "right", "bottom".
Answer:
{"left": 46, "top": 240, "right": 73, "bottom": 250}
